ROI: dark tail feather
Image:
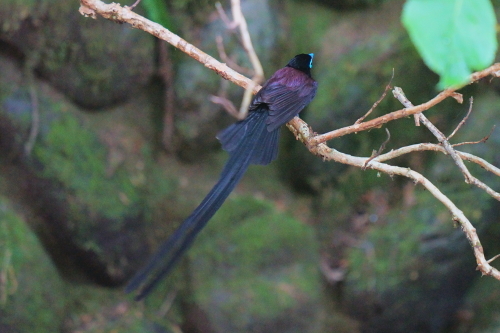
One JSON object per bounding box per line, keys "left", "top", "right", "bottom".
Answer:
{"left": 217, "top": 110, "right": 280, "bottom": 165}
{"left": 216, "top": 121, "right": 246, "bottom": 153}
{"left": 126, "top": 110, "right": 277, "bottom": 300}
{"left": 217, "top": 111, "right": 266, "bottom": 153}
{"left": 250, "top": 127, "right": 280, "bottom": 165}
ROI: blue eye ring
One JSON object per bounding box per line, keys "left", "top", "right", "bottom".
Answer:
{"left": 308, "top": 53, "right": 314, "bottom": 68}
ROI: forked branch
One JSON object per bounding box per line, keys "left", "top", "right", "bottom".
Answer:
{"left": 79, "top": 0, "right": 500, "bottom": 280}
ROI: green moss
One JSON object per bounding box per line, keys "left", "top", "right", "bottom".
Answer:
{"left": 188, "top": 195, "right": 320, "bottom": 327}
{"left": 63, "top": 285, "right": 178, "bottom": 332}
{"left": 346, "top": 189, "right": 442, "bottom": 292}
{"left": 34, "top": 114, "right": 141, "bottom": 222}
{"left": 0, "top": 197, "right": 66, "bottom": 332}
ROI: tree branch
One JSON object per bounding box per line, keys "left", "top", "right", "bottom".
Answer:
{"left": 286, "top": 119, "right": 500, "bottom": 279}
{"left": 79, "top": 0, "right": 260, "bottom": 93}
{"left": 79, "top": 0, "right": 500, "bottom": 281}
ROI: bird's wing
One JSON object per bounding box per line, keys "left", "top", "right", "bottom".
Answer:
{"left": 251, "top": 69, "right": 317, "bottom": 132}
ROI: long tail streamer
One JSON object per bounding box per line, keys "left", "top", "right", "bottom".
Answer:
{"left": 126, "top": 109, "right": 278, "bottom": 300}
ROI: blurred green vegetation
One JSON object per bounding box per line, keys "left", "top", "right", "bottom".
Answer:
{"left": 34, "top": 114, "right": 141, "bottom": 221}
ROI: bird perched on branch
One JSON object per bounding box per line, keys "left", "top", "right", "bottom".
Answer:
{"left": 126, "top": 53, "right": 318, "bottom": 300}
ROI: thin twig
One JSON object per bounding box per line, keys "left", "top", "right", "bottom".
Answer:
{"left": 392, "top": 82, "right": 421, "bottom": 126}
{"left": 127, "top": 0, "right": 142, "bottom": 10}
{"left": 215, "top": 35, "right": 253, "bottom": 76}
{"left": 374, "top": 143, "right": 500, "bottom": 177}
{"left": 310, "top": 89, "right": 460, "bottom": 145}
{"left": 355, "top": 69, "right": 394, "bottom": 124}
{"left": 215, "top": 2, "right": 238, "bottom": 29}
{"left": 213, "top": 35, "right": 250, "bottom": 119}
{"left": 393, "top": 88, "right": 500, "bottom": 201}
{"left": 213, "top": 0, "right": 264, "bottom": 119}
{"left": 209, "top": 95, "right": 240, "bottom": 119}
{"left": 397, "top": 92, "right": 500, "bottom": 201}
{"left": 230, "top": 0, "right": 263, "bottom": 81}
{"left": 363, "top": 128, "right": 390, "bottom": 169}
{"left": 487, "top": 254, "right": 500, "bottom": 264}
{"left": 448, "top": 97, "right": 474, "bottom": 140}
{"left": 392, "top": 96, "right": 500, "bottom": 202}
{"left": 452, "top": 125, "right": 495, "bottom": 147}
{"left": 230, "top": 0, "right": 264, "bottom": 118}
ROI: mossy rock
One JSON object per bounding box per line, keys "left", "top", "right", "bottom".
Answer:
{"left": 186, "top": 195, "right": 323, "bottom": 333}
{"left": 0, "top": 196, "right": 66, "bottom": 332}
{"left": 0, "top": 54, "right": 176, "bottom": 286}
{"left": 343, "top": 187, "right": 484, "bottom": 333}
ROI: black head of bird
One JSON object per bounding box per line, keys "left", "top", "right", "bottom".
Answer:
{"left": 286, "top": 53, "right": 314, "bottom": 77}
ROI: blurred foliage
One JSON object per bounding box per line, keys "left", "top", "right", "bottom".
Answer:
{"left": 142, "top": 0, "right": 172, "bottom": 29}
{"left": 311, "top": 0, "right": 389, "bottom": 10}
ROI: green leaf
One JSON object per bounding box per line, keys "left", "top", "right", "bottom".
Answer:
{"left": 142, "top": 0, "right": 172, "bottom": 29}
{"left": 402, "top": 0, "right": 498, "bottom": 88}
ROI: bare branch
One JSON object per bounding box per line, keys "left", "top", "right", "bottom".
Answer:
{"left": 286, "top": 120, "right": 500, "bottom": 280}
{"left": 79, "top": 0, "right": 500, "bottom": 282}
{"left": 393, "top": 87, "right": 500, "bottom": 201}
{"left": 215, "top": 2, "right": 238, "bottom": 29}
{"left": 448, "top": 97, "right": 474, "bottom": 140}
{"left": 452, "top": 125, "right": 496, "bottom": 147}
{"left": 230, "top": 0, "right": 264, "bottom": 118}
{"left": 214, "top": 35, "right": 253, "bottom": 76}
{"left": 209, "top": 95, "right": 240, "bottom": 119}
{"left": 309, "top": 88, "right": 459, "bottom": 144}
{"left": 355, "top": 70, "right": 394, "bottom": 124}
{"left": 363, "top": 128, "right": 390, "bottom": 169}
{"left": 393, "top": 87, "right": 475, "bottom": 184}
{"left": 375, "top": 143, "right": 500, "bottom": 176}
{"left": 230, "top": 0, "right": 263, "bottom": 82}
{"left": 213, "top": 0, "right": 264, "bottom": 119}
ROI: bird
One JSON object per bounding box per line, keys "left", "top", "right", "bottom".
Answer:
{"left": 126, "top": 53, "right": 318, "bottom": 300}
